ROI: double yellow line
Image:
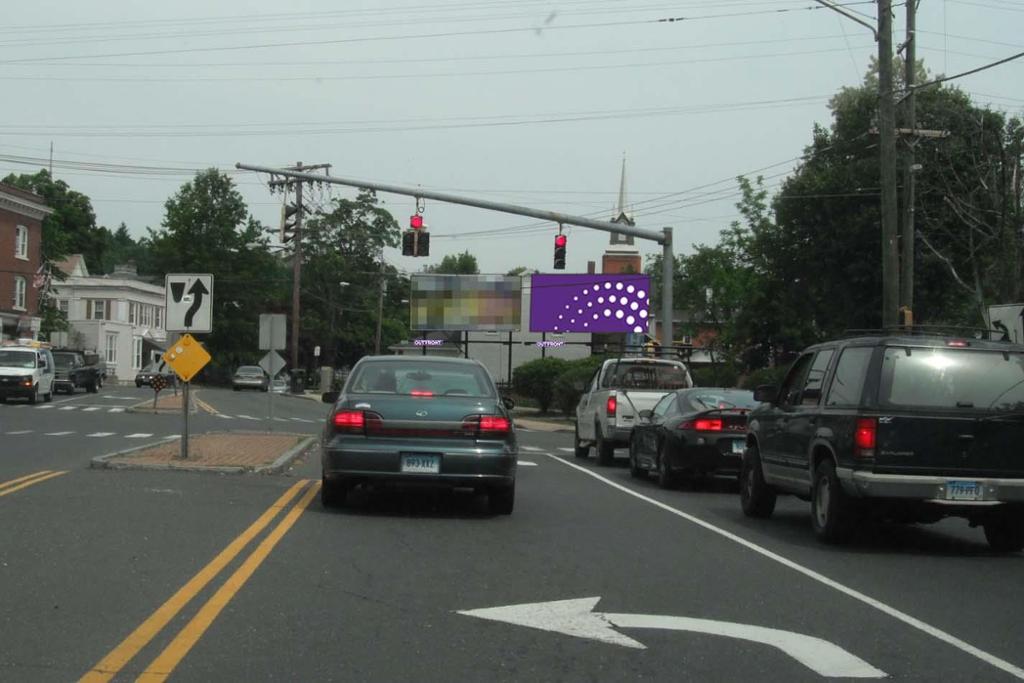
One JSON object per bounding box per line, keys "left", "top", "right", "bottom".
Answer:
{"left": 0, "top": 470, "right": 68, "bottom": 498}
{"left": 81, "top": 478, "right": 320, "bottom": 683}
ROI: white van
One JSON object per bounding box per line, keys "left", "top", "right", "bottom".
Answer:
{"left": 0, "top": 342, "right": 56, "bottom": 404}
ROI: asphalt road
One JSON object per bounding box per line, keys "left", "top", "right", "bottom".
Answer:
{"left": 2, "top": 391, "right": 1022, "bottom": 682}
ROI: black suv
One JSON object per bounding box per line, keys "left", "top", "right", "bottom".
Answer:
{"left": 741, "top": 332, "right": 1024, "bottom": 552}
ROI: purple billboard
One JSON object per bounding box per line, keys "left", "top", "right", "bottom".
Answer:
{"left": 529, "top": 274, "right": 651, "bottom": 334}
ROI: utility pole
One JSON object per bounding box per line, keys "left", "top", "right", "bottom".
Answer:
{"left": 878, "top": 0, "right": 900, "bottom": 329}
{"left": 270, "top": 161, "right": 331, "bottom": 388}
{"left": 900, "top": 0, "right": 917, "bottom": 322}
{"left": 374, "top": 278, "right": 386, "bottom": 355}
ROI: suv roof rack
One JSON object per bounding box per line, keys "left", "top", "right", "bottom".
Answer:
{"left": 841, "top": 325, "right": 1012, "bottom": 341}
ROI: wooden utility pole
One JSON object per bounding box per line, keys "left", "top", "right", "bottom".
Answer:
{"left": 901, "top": 0, "right": 917, "bottom": 320}
{"left": 878, "top": 0, "right": 900, "bottom": 328}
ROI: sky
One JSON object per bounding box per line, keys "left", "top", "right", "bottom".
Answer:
{"left": 1, "top": 0, "right": 1022, "bottom": 282}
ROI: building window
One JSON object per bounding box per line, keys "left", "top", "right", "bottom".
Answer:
{"left": 89, "top": 299, "right": 107, "bottom": 320}
{"left": 155, "top": 307, "right": 162, "bottom": 329}
{"left": 132, "top": 336, "right": 143, "bottom": 370}
{"left": 105, "top": 332, "right": 118, "bottom": 366}
{"left": 15, "top": 225, "right": 28, "bottom": 260}
{"left": 57, "top": 299, "right": 69, "bottom": 315}
{"left": 128, "top": 302, "right": 137, "bottom": 325}
{"left": 13, "top": 276, "right": 27, "bottom": 310}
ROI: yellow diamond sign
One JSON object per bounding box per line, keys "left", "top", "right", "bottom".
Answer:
{"left": 162, "top": 333, "right": 211, "bottom": 383}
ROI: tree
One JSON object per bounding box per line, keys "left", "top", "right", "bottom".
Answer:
{"left": 426, "top": 250, "right": 479, "bottom": 274}
{"left": 141, "top": 169, "right": 286, "bottom": 379}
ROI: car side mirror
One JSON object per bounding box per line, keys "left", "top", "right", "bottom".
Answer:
{"left": 753, "top": 384, "right": 779, "bottom": 403}
{"left": 502, "top": 396, "right": 516, "bottom": 410}
{"left": 321, "top": 391, "right": 339, "bottom": 404}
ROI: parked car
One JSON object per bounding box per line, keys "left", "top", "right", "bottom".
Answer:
{"left": 52, "top": 349, "right": 102, "bottom": 394}
{"left": 232, "top": 365, "right": 269, "bottom": 392}
{"left": 629, "top": 388, "right": 758, "bottom": 488}
{"left": 0, "top": 340, "right": 55, "bottom": 404}
{"left": 574, "top": 357, "right": 693, "bottom": 464}
{"left": 136, "top": 362, "right": 176, "bottom": 388}
{"left": 320, "top": 356, "right": 517, "bottom": 513}
{"left": 741, "top": 331, "right": 1024, "bottom": 552}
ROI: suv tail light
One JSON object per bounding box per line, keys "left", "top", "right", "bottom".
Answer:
{"left": 606, "top": 395, "right": 617, "bottom": 417}
{"left": 462, "top": 414, "right": 511, "bottom": 437}
{"left": 854, "top": 417, "right": 877, "bottom": 458}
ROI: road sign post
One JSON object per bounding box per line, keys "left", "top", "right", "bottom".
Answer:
{"left": 259, "top": 314, "right": 287, "bottom": 429}
{"left": 162, "top": 333, "right": 213, "bottom": 459}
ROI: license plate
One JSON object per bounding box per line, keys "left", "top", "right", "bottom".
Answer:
{"left": 731, "top": 440, "right": 745, "bottom": 455}
{"left": 945, "top": 480, "right": 983, "bottom": 501}
{"left": 401, "top": 454, "right": 440, "bottom": 474}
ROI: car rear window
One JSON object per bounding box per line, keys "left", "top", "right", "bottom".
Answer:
{"left": 880, "top": 346, "right": 1024, "bottom": 410}
{"left": 347, "top": 361, "right": 495, "bottom": 398}
{"left": 688, "top": 390, "right": 758, "bottom": 411}
{"left": 601, "top": 362, "right": 691, "bottom": 390}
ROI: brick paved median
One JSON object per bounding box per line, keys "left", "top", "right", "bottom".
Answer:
{"left": 98, "top": 432, "right": 312, "bottom": 472}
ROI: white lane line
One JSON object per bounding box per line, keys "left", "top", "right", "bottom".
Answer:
{"left": 544, "top": 453, "right": 1024, "bottom": 680}
{"left": 58, "top": 406, "right": 77, "bottom": 411}
{"left": 520, "top": 446, "right": 544, "bottom": 452}
{"left": 5, "top": 430, "right": 33, "bottom": 435}
{"left": 36, "top": 405, "right": 54, "bottom": 410}
{"left": 45, "top": 431, "right": 74, "bottom": 436}
{"left": 236, "top": 415, "right": 261, "bottom": 421}
{"left": 289, "top": 417, "right": 315, "bottom": 423}
{"left": 82, "top": 407, "right": 101, "bottom": 412}
{"left": 108, "top": 408, "right": 125, "bottom": 413}
{"left": 125, "top": 433, "right": 154, "bottom": 439}
{"left": 519, "top": 461, "right": 539, "bottom": 467}
{"left": 215, "top": 414, "right": 235, "bottom": 419}
{"left": 87, "top": 432, "right": 116, "bottom": 438}
{"left": 557, "top": 447, "right": 575, "bottom": 453}
{"left": 162, "top": 435, "right": 179, "bottom": 440}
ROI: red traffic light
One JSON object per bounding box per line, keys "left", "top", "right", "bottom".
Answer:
{"left": 410, "top": 214, "right": 423, "bottom": 230}
{"left": 555, "top": 234, "right": 567, "bottom": 247}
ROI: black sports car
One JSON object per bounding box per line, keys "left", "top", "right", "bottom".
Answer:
{"left": 629, "top": 388, "right": 758, "bottom": 488}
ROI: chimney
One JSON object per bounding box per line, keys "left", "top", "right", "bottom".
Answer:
{"left": 587, "top": 261, "right": 596, "bottom": 274}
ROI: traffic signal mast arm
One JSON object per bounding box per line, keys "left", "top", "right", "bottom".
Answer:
{"left": 237, "top": 162, "right": 675, "bottom": 352}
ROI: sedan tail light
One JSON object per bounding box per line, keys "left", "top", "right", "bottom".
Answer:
{"left": 462, "top": 414, "right": 512, "bottom": 437}
{"left": 854, "top": 417, "right": 877, "bottom": 458}
{"left": 680, "top": 418, "right": 723, "bottom": 431}
{"left": 333, "top": 410, "right": 365, "bottom": 434}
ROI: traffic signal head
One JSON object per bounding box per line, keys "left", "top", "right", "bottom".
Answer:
{"left": 553, "top": 234, "right": 567, "bottom": 269}
{"left": 410, "top": 214, "right": 423, "bottom": 230}
{"left": 402, "top": 231, "right": 416, "bottom": 256}
{"left": 280, "top": 203, "right": 300, "bottom": 243}
{"left": 402, "top": 229, "right": 431, "bottom": 257}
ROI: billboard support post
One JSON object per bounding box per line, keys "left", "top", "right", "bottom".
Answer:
{"left": 662, "top": 227, "right": 674, "bottom": 356}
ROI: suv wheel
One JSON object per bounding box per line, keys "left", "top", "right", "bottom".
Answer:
{"left": 595, "top": 424, "right": 615, "bottom": 465}
{"left": 983, "top": 513, "right": 1024, "bottom": 553}
{"left": 628, "top": 434, "right": 645, "bottom": 479}
{"left": 740, "top": 445, "right": 776, "bottom": 518}
{"left": 811, "top": 459, "right": 858, "bottom": 543}
{"left": 573, "top": 423, "right": 589, "bottom": 459}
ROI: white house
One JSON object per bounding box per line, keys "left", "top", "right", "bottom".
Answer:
{"left": 49, "top": 256, "right": 167, "bottom": 383}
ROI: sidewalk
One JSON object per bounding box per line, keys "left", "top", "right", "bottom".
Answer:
{"left": 92, "top": 432, "right": 316, "bottom": 474}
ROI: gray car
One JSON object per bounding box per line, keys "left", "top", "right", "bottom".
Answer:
{"left": 232, "top": 365, "right": 269, "bottom": 392}
{"left": 320, "top": 356, "right": 518, "bottom": 514}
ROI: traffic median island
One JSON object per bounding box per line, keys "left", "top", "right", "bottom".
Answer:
{"left": 91, "top": 432, "right": 316, "bottom": 474}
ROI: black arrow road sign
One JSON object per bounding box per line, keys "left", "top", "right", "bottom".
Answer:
{"left": 184, "top": 279, "right": 209, "bottom": 328}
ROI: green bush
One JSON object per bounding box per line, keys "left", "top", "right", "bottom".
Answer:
{"left": 740, "top": 364, "right": 791, "bottom": 390}
{"left": 690, "top": 364, "right": 740, "bottom": 388}
{"left": 552, "top": 356, "right": 606, "bottom": 416}
{"left": 512, "top": 357, "right": 570, "bottom": 414}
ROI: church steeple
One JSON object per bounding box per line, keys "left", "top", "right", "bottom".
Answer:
{"left": 609, "top": 153, "right": 636, "bottom": 246}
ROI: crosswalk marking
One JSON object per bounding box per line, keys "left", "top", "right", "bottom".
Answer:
{"left": 45, "top": 431, "right": 74, "bottom": 436}
{"left": 37, "top": 405, "right": 54, "bottom": 410}
{"left": 519, "top": 460, "right": 539, "bottom": 466}
{"left": 5, "top": 430, "right": 33, "bottom": 435}
{"left": 520, "top": 446, "right": 543, "bottom": 452}
{"left": 82, "top": 407, "right": 101, "bottom": 412}
{"left": 216, "top": 414, "right": 235, "bottom": 419}
{"left": 557, "top": 447, "right": 575, "bottom": 453}
{"left": 108, "top": 408, "right": 125, "bottom": 413}
{"left": 87, "top": 432, "right": 116, "bottom": 438}
{"left": 237, "top": 415, "right": 260, "bottom": 421}
{"left": 59, "top": 406, "right": 77, "bottom": 411}
{"left": 125, "top": 433, "right": 154, "bottom": 439}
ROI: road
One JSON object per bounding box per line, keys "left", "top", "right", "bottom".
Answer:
{"left": 1, "top": 389, "right": 1022, "bottom": 681}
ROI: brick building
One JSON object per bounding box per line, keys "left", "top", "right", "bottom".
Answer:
{"left": 0, "top": 183, "right": 52, "bottom": 341}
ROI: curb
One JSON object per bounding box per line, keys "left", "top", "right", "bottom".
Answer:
{"left": 90, "top": 433, "right": 317, "bottom": 475}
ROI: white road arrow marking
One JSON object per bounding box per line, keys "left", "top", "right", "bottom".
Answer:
{"left": 458, "top": 597, "right": 886, "bottom": 679}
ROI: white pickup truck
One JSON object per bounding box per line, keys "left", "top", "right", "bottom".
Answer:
{"left": 574, "top": 357, "right": 693, "bottom": 464}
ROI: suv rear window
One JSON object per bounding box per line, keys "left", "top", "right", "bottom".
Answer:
{"left": 601, "top": 362, "right": 691, "bottom": 390}
{"left": 881, "top": 346, "right": 1024, "bottom": 410}
{"left": 347, "top": 361, "right": 495, "bottom": 398}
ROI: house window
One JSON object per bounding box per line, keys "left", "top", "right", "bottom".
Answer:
{"left": 13, "top": 276, "right": 27, "bottom": 310}
{"left": 132, "top": 336, "right": 143, "bottom": 370}
{"left": 128, "top": 302, "right": 137, "bottom": 325}
{"left": 105, "top": 332, "right": 118, "bottom": 366}
{"left": 155, "top": 307, "right": 162, "bottom": 329}
{"left": 89, "top": 299, "right": 107, "bottom": 320}
{"left": 15, "top": 225, "right": 28, "bottom": 260}
{"left": 57, "top": 299, "right": 69, "bottom": 315}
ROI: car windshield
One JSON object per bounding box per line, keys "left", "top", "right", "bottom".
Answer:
{"left": 53, "top": 353, "right": 77, "bottom": 368}
{"left": 688, "top": 390, "right": 759, "bottom": 411}
{"left": 347, "top": 360, "right": 495, "bottom": 397}
{"left": 601, "top": 362, "right": 691, "bottom": 390}
{"left": 881, "top": 346, "right": 1024, "bottom": 410}
{"left": 0, "top": 350, "right": 36, "bottom": 369}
